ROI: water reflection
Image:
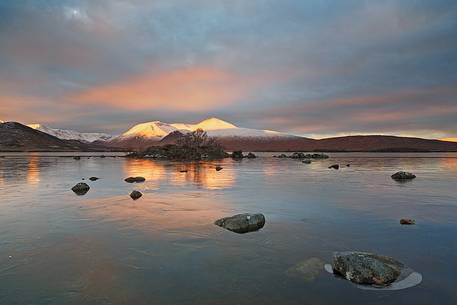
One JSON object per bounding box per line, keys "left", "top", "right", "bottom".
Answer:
{"left": 123, "top": 159, "right": 236, "bottom": 190}
{"left": 27, "top": 154, "right": 41, "bottom": 185}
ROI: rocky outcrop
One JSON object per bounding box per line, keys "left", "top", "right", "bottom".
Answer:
{"left": 332, "top": 252, "right": 403, "bottom": 286}
{"left": 215, "top": 213, "right": 265, "bottom": 234}
{"left": 391, "top": 171, "right": 416, "bottom": 181}
{"left": 71, "top": 182, "right": 90, "bottom": 195}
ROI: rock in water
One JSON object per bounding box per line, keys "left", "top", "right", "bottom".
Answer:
{"left": 180, "top": 169, "right": 188, "bottom": 173}
{"left": 89, "top": 177, "right": 99, "bottom": 181}
{"left": 215, "top": 166, "right": 223, "bottom": 171}
{"left": 231, "top": 151, "right": 244, "bottom": 159}
{"left": 400, "top": 219, "right": 415, "bottom": 225}
{"left": 215, "top": 213, "right": 265, "bottom": 234}
{"left": 247, "top": 152, "right": 257, "bottom": 159}
{"left": 130, "top": 190, "right": 142, "bottom": 200}
{"left": 391, "top": 171, "right": 416, "bottom": 181}
{"left": 124, "top": 176, "right": 146, "bottom": 183}
{"left": 71, "top": 182, "right": 90, "bottom": 195}
{"left": 302, "top": 159, "right": 311, "bottom": 164}
{"left": 329, "top": 164, "right": 339, "bottom": 170}
{"left": 73, "top": 156, "right": 81, "bottom": 160}
{"left": 332, "top": 252, "right": 403, "bottom": 286}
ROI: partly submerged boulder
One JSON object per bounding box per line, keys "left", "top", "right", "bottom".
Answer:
{"left": 391, "top": 171, "right": 416, "bottom": 181}
{"left": 124, "top": 176, "right": 146, "bottom": 183}
{"left": 71, "top": 182, "right": 90, "bottom": 195}
{"left": 130, "top": 190, "right": 142, "bottom": 200}
{"left": 215, "top": 213, "right": 265, "bottom": 234}
{"left": 332, "top": 251, "right": 403, "bottom": 286}
{"left": 328, "top": 164, "right": 339, "bottom": 170}
{"left": 302, "top": 159, "right": 312, "bottom": 164}
{"left": 89, "top": 177, "right": 99, "bottom": 181}
{"left": 215, "top": 166, "right": 223, "bottom": 171}
{"left": 400, "top": 219, "right": 415, "bottom": 225}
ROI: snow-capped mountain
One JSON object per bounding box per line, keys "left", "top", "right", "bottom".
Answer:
{"left": 107, "top": 117, "right": 295, "bottom": 149}
{"left": 28, "top": 124, "right": 113, "bottom": 143}
{"left": 113, "top": 118, "right": 291, "bottom": 141}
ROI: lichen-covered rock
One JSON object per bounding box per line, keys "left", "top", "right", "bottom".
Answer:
{"left": 71, "top": 182, "right": 90, "bottom": 195}
{"left": 391, "top": 171, "right": 416, "bottom": 181}
{"left": 124, "top": 176, "right": 146, "bottom": 183}
{"left": 130, "top": 190, "right": 142, "bottom": 200}
{"left": 332, "top": 251, "right": 403, "bottom": 286}
{"left": 215, "top": 213, "right": 265, "bottom": 234}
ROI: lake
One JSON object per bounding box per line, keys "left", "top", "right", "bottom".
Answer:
{"left": 0, "top": 152, "right": 456, "bottom": 305}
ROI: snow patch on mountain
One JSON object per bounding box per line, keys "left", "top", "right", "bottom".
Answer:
{"left": 28, "top": 124, "right": 113, "bottom": 143}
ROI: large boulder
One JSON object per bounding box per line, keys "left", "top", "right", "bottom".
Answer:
{"left": 215, "top": 213, "right": 265, "bottom": 234}
{"left": 71, "top": 182, "right": 90, "bottom": 195}
{"left": 391, "top": 171, "right": 416, "bottom": 181}
{"left": 332, "top": 252, "right": 403, "bottom": 286}
{"left": 124, "top": 176, "right": 146, "bottom": 183}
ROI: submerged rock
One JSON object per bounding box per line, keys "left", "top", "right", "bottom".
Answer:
{"left": 328, "top": 164, "right": 339, "bottom": 170}
{"left": 286, "top": 257, "right": 324, "bottom": 282}
{"left": 130, "top": 190, "right": 142, "bottom": 200}
{"left": 179, "top": 169, "right": 188, "bottom": 173}
{"left": 391, "top": 171, "right": 416, "bottom": 181}
{"left": 124, "top": 176, "right": 146, "bottom": 183}
{"left": 215, "top": 166, "right": 223, "bottom": 171}
{"left": 246, "top": 152, "right": 257, "bottom": 159}
{"left": 332, "top": 251, "right": 403, "bottom": 286}
{"left": 89, "top": 177, "right": 99, "bottom": 181}
{"left": 71, "top": 182, "right": 90, "bottom": 195}
{"left": 73, "top": 156, "right": 81, "bottom": 160}
{"left": 215, "top": 213, "right": 265, "bottom": 234}
{"left": 275, "top": 153, "right": 288, "bottom": 158}
{"left": 400, "top": 219, "right": 415, "bottom": 225}
{"left": 302, "top": 159, "right": 312, "bottom": 164}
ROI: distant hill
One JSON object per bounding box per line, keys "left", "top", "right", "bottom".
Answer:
{"left": 0, "top": 122, "right": 108, "bottom": 152}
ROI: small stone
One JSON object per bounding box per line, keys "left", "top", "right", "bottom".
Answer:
{"left": 302, "top": 159, "right": 311, "bottom": 164}
{"left": 130, "top": 190, "right": 142, "bottom": 200}
{"left": 215, "top": 166, "right": 223, "bottom": 171}
{"left": 89, "top": 177, "right": 99, "bottom": 181}
{"left": 246, "top": 152, "right": 257, "bottom": 159}
{"left": 400, "top": 219, "right": 415, "bottom": 225}
{"left": 346, "top": 164, "right": 351, "bottom": 167}
{"left": 180, "top": 169, "right": 188, "bottom": 173}
{"left": 215, "top": 213, "right": 265, "bottom": 234}
{"left": 231, "top": 151, "right": 244, "bottom": 159}
{"left": 124, "top": 176, "right": 146, "bottom": 183}
{"left": 329, "top": 164, "right": 339, "bottom": 170}
{"left": 73, "top": 156, "right": 81, "bottom": 160}
{"left": 71, "top": 182, "right": 90, "bottom": 195}
{"left": 391, "top": 171, "right": 416, "bottom": 181}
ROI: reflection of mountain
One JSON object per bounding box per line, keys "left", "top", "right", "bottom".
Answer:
{"left": 123, "top": 159, "right": 235, "bottom": 190}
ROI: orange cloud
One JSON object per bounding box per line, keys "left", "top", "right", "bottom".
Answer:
{"left": 71, "top": 66, "right": 253, "bottom": 111}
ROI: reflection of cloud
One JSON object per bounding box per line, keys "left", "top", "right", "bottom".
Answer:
{"left": 170, "top": 162, "right": 235, "bottom": 190}
{"left": 123, "top": 159, "right": 235, "bottom": 190}
{"left": 439, "top": 157, "right": 457, "bottom": 171}
{"left": 27, "top": 154, "right": 40, "bottom": 185}
{"left": 81, "top": 193, "right": 231, "bottom": 237}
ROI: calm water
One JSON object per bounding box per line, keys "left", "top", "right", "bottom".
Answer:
{"left": 0, "top": 152, "right": 456, "bottom": 305}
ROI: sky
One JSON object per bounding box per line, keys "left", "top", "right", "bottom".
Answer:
{"left": 0, "top": 0, "right": 456, "bottom": 139}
